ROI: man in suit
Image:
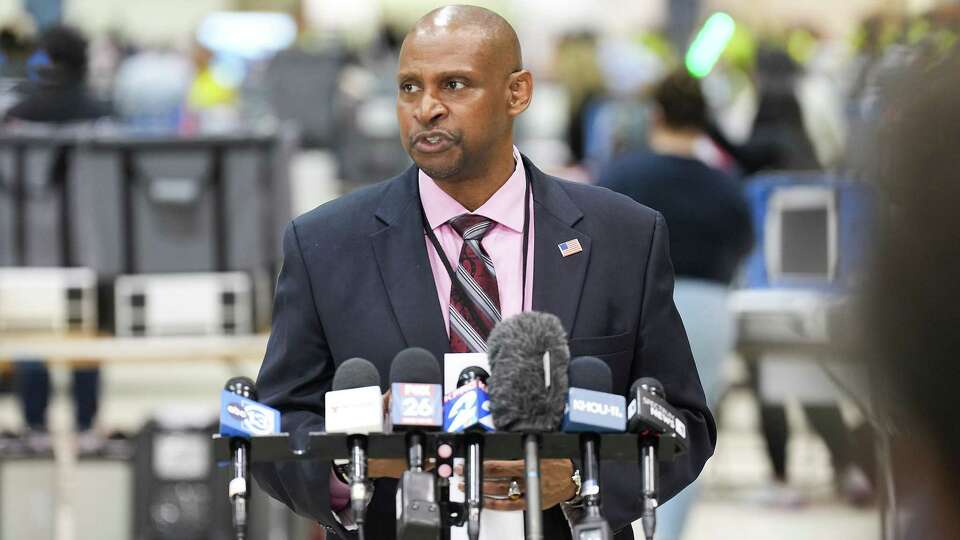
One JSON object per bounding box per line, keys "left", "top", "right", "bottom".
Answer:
{"left": 254, "top": 6, "right": 715, "bottom": 539}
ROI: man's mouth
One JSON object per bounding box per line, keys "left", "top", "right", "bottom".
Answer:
{"left": 413, "top": 131, "right": 457, "bottom": 154}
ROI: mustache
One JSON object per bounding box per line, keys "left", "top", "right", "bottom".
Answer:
{"left": 409, "top": 129, "right": 461, "bottom": 146}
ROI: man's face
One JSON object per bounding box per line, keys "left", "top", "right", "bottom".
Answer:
{"left": 396, "top": 28, "right": 514, "bottom": 180}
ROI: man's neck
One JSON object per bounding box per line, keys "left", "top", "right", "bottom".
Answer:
{"left": 648, "top": 128, "right": 702, "bottom": 159}
{"left": 433, "top": 147, "right": 517, "bottom": 212}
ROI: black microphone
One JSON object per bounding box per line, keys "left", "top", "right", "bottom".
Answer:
{"left": 223, "top": 376, "right": 256, "bottom": 540}
{"left": 627, "top": 377, "right": 688, "bottom": 540}
{"left": 327, "top": 357, "right": 383, "bottom": 528}
{"left": 388, "top": 348, "right": 443, "bottom": 540}
{"left": 487, "top": 312, "right": 570, "bottom": 540}
{"left": 564, "top": 357, "right": 625, "bottom": 540}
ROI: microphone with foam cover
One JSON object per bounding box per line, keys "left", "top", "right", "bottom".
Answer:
{"left": 564, "top": 357, "right": 622, "bottom": 540}
{"left": 487, "top": 311, "right": 570, "bottom": 540}
{"left": 389, "top": 347, "right": 443, "bottom": 466}
{"left": 327, "top": 358, "right": 382, "bottom": 528}
{"left": 563, "top": 357, "right": 627, "bottom": 433}
{"left": 487, "top": 312, "right": 570, "bottom": 431}
{"left": 391, "top": 347, "right": 443, "bottom": 385}
{"left": 332, "top": 357, "right": 382, "bottom": 391}
{"left": 388, "top": 348, "right": 443, "bottom": 540}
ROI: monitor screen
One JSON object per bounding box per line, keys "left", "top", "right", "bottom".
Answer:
{"left": 780, "top": 207, "right": 829, "bottom": 276}
{"left": 758, "top": 182, "right": 840, "bottom": 286}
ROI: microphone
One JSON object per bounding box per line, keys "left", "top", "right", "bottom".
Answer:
{"left": 627, "top": 378, "right": 688, "bottom": 540}
{"left": 389, "top": 348, "right": 443, "bottom": 539}
{"left": 487, "top": 312, "right": 570, "bottom": 540}
{"left": 326, "top": 357, "right": 383, "bottom": 528}
{"left": 562, "top": 357, "right": 625, "bottom": 540}
{"left": 443, "top": 365, "right": 494, "bottom": 540}
{"left": 389, "top": 347, "right": 444, "bottom": 468}
{"left": 220, "top": 376, "right": 281, "bottom": 540}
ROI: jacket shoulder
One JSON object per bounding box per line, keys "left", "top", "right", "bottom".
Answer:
{"left": 551, "top": 175, "right": 661, "bottom": 230}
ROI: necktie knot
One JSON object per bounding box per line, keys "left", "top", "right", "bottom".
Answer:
{"left": 449, "top": 214, "right": 495, "bottom": 241}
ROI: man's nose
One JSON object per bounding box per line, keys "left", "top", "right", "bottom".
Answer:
{"left": 415, "top": 91, "right": 448, "bottom": 126}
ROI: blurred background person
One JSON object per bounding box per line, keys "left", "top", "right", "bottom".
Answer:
{"left": 551, "top": 31, "right": 606, "bottom": 167}
{"left": 0, "top": 25, "right": 34, "bottom": 79}
{"left": 111, "top": 44, "right": 192, "bottom": 132}
{"left": 2, "top": 23, "right": 107, "bottom": 456}
{"left": 182, "top": 41, "right": 242, "bottom": 132}
{"left": 737, "top": 46, "right": 820, "bottom": 175}
{"left": 733, "top": 45, "right": 876, "bottom": 509}
{"left": 2, "top": 24, "right": 111, "bottom": 124}
{"left": 598, "top": 68, "right": 754, "bottom": 540}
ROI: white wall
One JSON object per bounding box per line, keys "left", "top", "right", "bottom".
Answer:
{"left": 0, "top": 0, "right": 924, "bottom": 55}
{"left": 0, "top": 0, "right": 30, "bottom": 30}
{"left": 705, "top": 0, "right": 900, "bottom": 38}
{"left": 63, "top": 0, "right": 231, "bottom": 47}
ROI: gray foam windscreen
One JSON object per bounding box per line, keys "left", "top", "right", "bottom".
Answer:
{"left": 568, "top": 356, "right": 612, "bottom": 393}
{"left": 487, "top": 311, "right": 570, "bottom": 432}
{"left": 389, "top": 347, "right": 442, "bottom": 384}
{"left": 332, "top": 357, "right": 381, "bottom": 391}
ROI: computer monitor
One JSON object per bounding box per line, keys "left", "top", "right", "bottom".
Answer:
{"left": 764, "top": 185, "right": 837, "bottom": 283}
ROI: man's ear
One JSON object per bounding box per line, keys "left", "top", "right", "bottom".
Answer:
{"left": 506, "top": 69, "right": 533, "bottom": 118}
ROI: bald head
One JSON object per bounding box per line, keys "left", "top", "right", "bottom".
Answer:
{"left": 405, "top": 5, "right": 522, "bottom": 74}
{"left": 395, "top": 5, "right": 533, "bottom": 191}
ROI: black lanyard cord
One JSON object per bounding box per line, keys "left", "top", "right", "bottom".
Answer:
{"left": 420, "top": 174, "right": 532, "bottom": 319}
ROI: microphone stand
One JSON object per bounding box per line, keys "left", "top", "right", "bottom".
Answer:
{"left": 348, "top": 434, "right": 370, "bottom": 534}
{"left": 229, "top": 437, "right": 249, "bottom": 540}
{"left": 571, "top": 433, "right": 612, "bottom": 540}
{"left": 465, "top": 433, "right": 483, "bottom": 540}
{"left": 580, "top": 433, "right": 600, "bottom": 507}
{"left": 523, "top": 433, "right": 543, "bottom": 540}
{"left": 640, "top": 441, "right": 658, "bottom": 540}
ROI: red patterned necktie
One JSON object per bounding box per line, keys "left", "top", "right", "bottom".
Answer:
{"left": 447, "top": 214, "right": 502, "bottom": 353}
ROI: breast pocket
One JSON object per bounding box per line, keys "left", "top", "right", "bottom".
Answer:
{"left": 568, "top": 331, "right": 635, "bottom": 392}
{"left": 569, "top": 331, "right": 633, "bottom": 357}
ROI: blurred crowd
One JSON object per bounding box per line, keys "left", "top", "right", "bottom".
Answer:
{"left": 2, "top": 5, "right": 958, "bottom": 183}
{"left": 2, "top": 2, "right": 960, "bottom": 539}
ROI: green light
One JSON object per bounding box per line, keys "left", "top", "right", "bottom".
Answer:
{"left": 685, "top": 12, "right": 736, "bottom": 78}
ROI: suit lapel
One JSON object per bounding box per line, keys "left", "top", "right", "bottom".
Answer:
{"left": 525, "top": 157, "right": 592, "bottom": 336}
{"left": 370, "top": 167, "right": 450, "bottom": 360}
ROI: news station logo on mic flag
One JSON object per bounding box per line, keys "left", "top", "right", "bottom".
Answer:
{"left": 443, "top": 379, "right": 494, "bottom": 433}
{"left": 562, "top": 388, "right": 626, "bottom": 433}
{"left": 390, "top": 382, "right": 443, "bottom": 427}
{"left": 219, "top": 390, "right": 280, "bottom": 438}
{"left": 628, "top": 392, "right": 687, "bottom": 441}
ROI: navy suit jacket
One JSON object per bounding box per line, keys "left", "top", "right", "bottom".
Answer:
{"left": 253, "top": 156, "right": 717, "bottom": 539}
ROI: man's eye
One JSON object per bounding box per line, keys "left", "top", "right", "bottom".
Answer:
{"left": 446, "top": 80, "right": 466, "bottom": 90}
{"left": 400, "top": 83, "right": 420, "bottom": 93}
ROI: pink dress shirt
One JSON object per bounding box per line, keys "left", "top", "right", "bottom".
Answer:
{"left": 419, "top": 147, "right": 535, "bottom": 326}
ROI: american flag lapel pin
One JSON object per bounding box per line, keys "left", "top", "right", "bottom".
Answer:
{"left": 558, "top": 239, "right": 583, "bottom": 257}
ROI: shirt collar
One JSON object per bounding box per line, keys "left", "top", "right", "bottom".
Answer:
{"left": 418, "top": 146, "right": 527, "bottom": 233}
